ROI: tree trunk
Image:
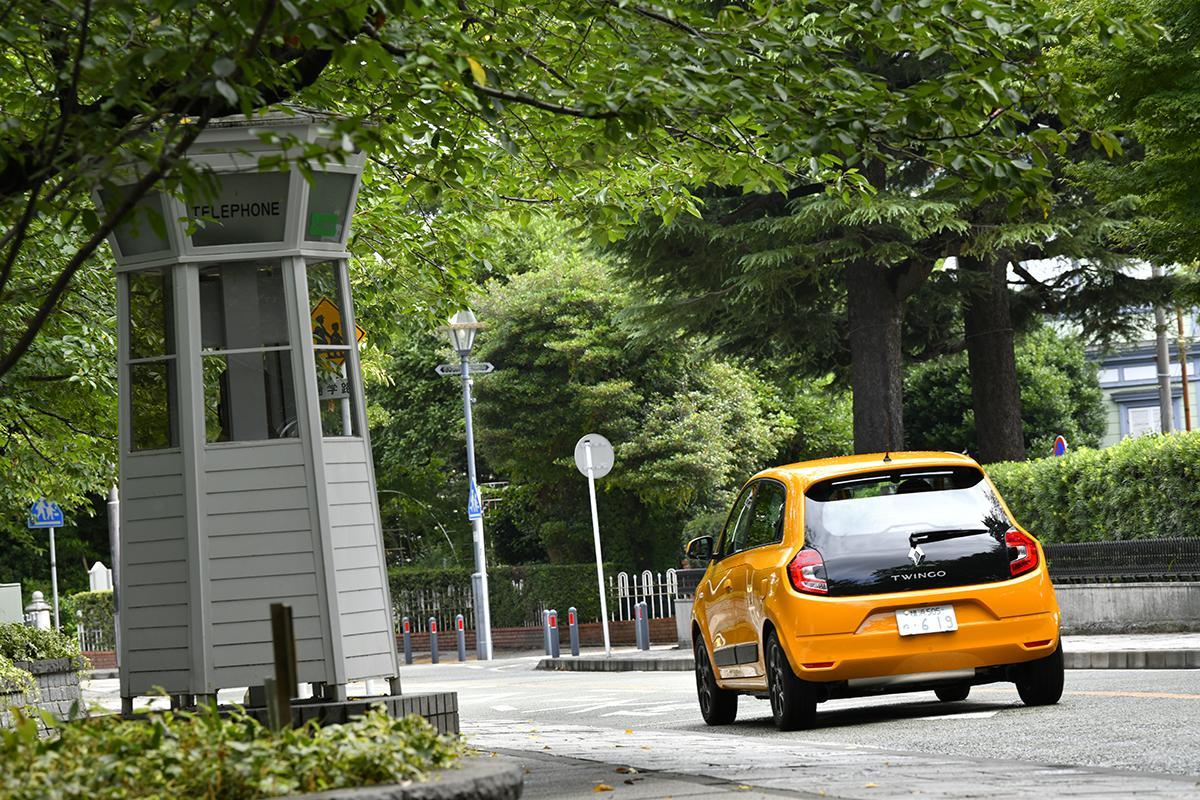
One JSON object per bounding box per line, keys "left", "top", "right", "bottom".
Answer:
{"left": 960, "top": 255, "right": 1026, "bottom": 463}
{"left": 846, "top": 259, "right": 905, "bottom": 453}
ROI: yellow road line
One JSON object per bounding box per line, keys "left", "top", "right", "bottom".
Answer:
{"left": 976, "top": 687, "right": 1200, "bottom": 700}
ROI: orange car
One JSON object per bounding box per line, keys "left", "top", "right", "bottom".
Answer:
{"left": 686, "top": 452, "right": 1063, "bottom": 730}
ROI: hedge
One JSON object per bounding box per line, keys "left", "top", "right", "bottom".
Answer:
{"left": 63, "top": 590, "right": 114, "bottom": 645}
{"left": 389, "top": 563, "right": 614, "bottom": 628}
{"left": 988, "top": 430, "right": 1200, "bottom": 543}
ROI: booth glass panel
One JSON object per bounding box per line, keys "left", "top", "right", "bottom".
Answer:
{"left": 99, "top": 186, "right": 171, "bottom": 257}
{"left": 199, "top": 263, "right": 289, "bottom": 350}
{"left": 304, "top": 172, "right": 356, "bottom": 243}
{"left": 202, "top": 351, "right": 298, "bottom": 442}
{"left": 128, "top": 269, "right": 175, "bottom": 359}
{"left": 129, "top": 361, "right": 178, "bottom": 451}
{"left": 126, "top": 268, "right": 178, "bottom": 452}
{"left": 307, "top": 260, "right": 360, "bottom": 437}
{"left": 199, "top": 261, "right": 297, "bottom": 444}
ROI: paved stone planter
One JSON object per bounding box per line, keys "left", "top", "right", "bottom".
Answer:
{"left": 278, "top": 756, "right": 522, "bottom": 800}
{"left": 0, "top": 657, "right": 83, "bottom": 729}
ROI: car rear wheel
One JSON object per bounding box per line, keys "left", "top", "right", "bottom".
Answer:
{"left": 1015, "top": 641, "right": 1064, "bottom": 706}
{"left": 695, "top": 637, "right": 737, "bottom": 725}
{"left": 766, "top": 632, "right": 817, "bottom": 731}
{"left": 934, "top": 683, "right": 971, "bottom": 702}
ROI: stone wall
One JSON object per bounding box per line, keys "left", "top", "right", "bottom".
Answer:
{"left": 1057, "top": 582, "right": 1200, "bottom": 634}
{"left": 0, "top": 657, "right": 83, "bottom": 730}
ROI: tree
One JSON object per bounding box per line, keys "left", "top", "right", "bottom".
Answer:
{"left": 1, "top": 0, "right": 1125, "bottom": 382}
{"left": 903, "top": 324, "right": 1106, "bottom": 458}
{"left": 1062, "top": 0, "right": 1200, "bottom": 266}
{"left": 470, "top": 236, "right": 795, "bottom": 568}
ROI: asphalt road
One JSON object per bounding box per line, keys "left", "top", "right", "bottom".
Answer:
{"left": 398, "top": 657, "right": 1200, "bottom": 784}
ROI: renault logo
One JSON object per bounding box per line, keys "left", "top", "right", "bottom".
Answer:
{"left": 908, "top": 544, "right": 926, "bottom": 566}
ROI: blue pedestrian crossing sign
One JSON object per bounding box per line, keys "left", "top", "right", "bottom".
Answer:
{"left": 467, "top": 482, "right": 483, "bottom": 521}
{"left": 27, "top": 499, "right": 64, "bottom": 528}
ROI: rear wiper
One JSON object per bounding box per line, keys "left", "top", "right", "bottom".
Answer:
{"left": 908, "top": 528, "right": 990, "bottom": 546}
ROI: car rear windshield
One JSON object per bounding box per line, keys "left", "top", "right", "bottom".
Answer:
{"left": 803, "top": 466, "right": 1012, "bottom": 546}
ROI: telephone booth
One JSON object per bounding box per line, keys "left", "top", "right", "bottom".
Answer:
{"left": 101, "top": 112, "right": 398, "bottom": 705}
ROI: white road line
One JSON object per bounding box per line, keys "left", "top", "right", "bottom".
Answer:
{"left": 491, "top": 704, "right": 518, "bottom": 711}
{"left": 919, "top": 710, "right": 1001, "bottom": 720}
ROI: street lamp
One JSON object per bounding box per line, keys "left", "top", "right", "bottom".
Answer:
{"left": 441, "top": 309, "right": 494, "bottom": 661}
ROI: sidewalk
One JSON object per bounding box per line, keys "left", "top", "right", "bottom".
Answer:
{"left": 537, "top": 633, "right": 1200, "bottom": 672}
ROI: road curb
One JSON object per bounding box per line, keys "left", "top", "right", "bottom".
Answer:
{"left": 277, "top": 756, "right": 523, "bottom": 800}
{"left": 539, "top": 649, "right": 1200, "bottom": 672}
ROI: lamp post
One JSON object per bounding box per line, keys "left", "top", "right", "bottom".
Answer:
{"left": 442, "top": 310, "right": 494, "bottom": 661}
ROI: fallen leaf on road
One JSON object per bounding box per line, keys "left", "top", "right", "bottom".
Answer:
{"left": 865, "top": 783, "right": 878, "bottom": 789}
{"left": 593, "top": 783, "right": 614, "bottom": 792}
{"left": 736, "top": 785, "right": 751, "bottom": 791}
{"left": 542, "top": 745, "right": 552, "bottom": 750}
{"left": 640, "top": 745, "right": 652, "bottom": 750}
{"left": 616, "top": 767, "right": 637, "bottom": 774}
{"left": 625, "top": 728, "right": 634, "bottom": 734}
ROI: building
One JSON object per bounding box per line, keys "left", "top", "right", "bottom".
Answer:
{"left": 1091, "top": 311, "right": 1200, "bottom": 446}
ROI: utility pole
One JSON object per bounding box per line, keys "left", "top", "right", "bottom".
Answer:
{"left": 1177, "top": 309, "right": 1192, "bottom": 432}
{"left": 1152, "top": 265, "right": 1175, "bottom": 434}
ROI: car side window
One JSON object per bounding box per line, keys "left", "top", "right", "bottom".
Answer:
{"left": 745, "top": 481, "right": 786, "bottom": 550}
{"left": 718, "top": 485, "right": 756, "bottom": 558}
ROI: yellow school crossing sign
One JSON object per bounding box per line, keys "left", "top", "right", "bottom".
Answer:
{"left": 311, "top": 296, "right": 365, "bottom": 366}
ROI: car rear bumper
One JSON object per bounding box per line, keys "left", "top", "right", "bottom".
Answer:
{"left": 787, "top": 610, "right": 1060, "bottom": 682}
{"left": 773, "top": 569, "right": 1061, "bottom": 682}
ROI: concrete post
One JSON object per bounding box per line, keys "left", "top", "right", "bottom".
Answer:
{"left": 548, "top": 609, "right": 560, "bottom": 658}
{"left": 635, "top": 601, "right": 650, "bottom": 651}
{"left": 401, "top": 616, "right": 413, "bottom": 665}
{"left": 568, "top": 606, "right": 580, "bottom": 657}
{"left": 429, "top": 617, "right": 439, "bottom": 665}
{"left": 456, "top": 613, "right": 467, "bottom": 662}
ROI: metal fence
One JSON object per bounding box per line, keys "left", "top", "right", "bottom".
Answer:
{"left": 78, "top": 625, "right": 115, "bottom": 652}
{"left": 1045, "top": 538, "right": 1200, "bottom": 583}
{"left": 607, "top": 569, "right": 678, "bottom": 621}
{"left": 392, "top": 581, "right": 480, "bottom": 634}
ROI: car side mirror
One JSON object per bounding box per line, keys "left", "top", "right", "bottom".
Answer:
{"left": 685, "top": 535, "right": 714, "bottom": 562}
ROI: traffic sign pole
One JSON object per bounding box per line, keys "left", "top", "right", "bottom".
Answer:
{"left": 585, "top": 442, "right": 611, "bottom": 657}
{"left": 49, "top": 527, "right": 59, "bottom": 630}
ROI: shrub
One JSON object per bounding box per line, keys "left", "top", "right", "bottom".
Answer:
{"left": 0, "top": 704, "right": 464, "bottom": 800}
{"left": 0, "top": 622, "right": 81, "bottom": 663}
{"left": 988, "top": 431, "right": 1200, "bottom": 543}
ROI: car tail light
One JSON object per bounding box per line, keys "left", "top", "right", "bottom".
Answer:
{"left": 1006, "top": 528, "right": 1039, "bottom": 577}
{"left": 788, "top": 548, "right": 828, "bottom": 595}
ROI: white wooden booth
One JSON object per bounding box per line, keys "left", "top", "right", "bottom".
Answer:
{"left": 102, "top": 112, "right": 399, "bottom": 704}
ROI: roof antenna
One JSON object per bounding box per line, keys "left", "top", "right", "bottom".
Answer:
{"left": 882, "top": 451, "right": 892, "bottom": 463}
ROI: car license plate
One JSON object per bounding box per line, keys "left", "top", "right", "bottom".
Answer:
{"left": 895, "top": 604, "right": 958, "bottom": 636}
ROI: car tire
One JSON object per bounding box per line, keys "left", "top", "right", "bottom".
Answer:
{"left": 1015, "top": 641, "right": 1064, "bottom": 706}
{"left": 934, "top": 683, "right": 971, "bottom": 702}
{"left": 694, "top": 636, "right": 738, "bottom": 725}
{"left": 766, "top": 631, "right": 817, "bottom": 731}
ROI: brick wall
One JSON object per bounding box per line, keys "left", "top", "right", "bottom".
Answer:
{"left": 398, "top": 616, "right": 679, "bottom": 655}
{"left": 83, "top": 650, "right": 116, "bottom": 670}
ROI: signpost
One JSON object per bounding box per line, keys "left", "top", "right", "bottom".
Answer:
{"left": 434, "top": 362, "right": 494, "bottom": 377}
{"left": 1053, "top": 435, "right": 1068, "bottom": 457}
{"left": 27, "top": 499, "right": 64, "bottom": 629}
{"left": 467, "top": 482, "right": 483, "bottom": 521}
{"left": 574, "top": 433, "right": 614, "bottom": 657}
